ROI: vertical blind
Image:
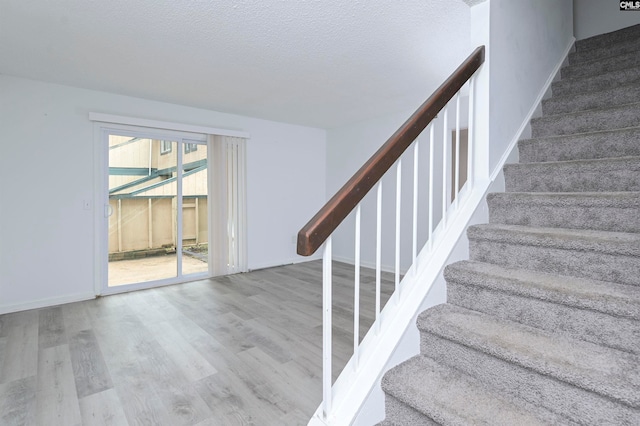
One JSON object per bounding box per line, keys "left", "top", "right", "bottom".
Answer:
{"left": 210, "top": 135, "right": 248, "bottom": 275}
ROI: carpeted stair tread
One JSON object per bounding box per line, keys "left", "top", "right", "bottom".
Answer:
{"left": 419, "top": 323, "right": 640, "bottom": 424}
{"left": 380, "top": 355, "right": 569, "bottom": 426}
{"left": 518, "top": 127, "right": 640, "bottom": 163}
{"left": 569, "top": 33, "right": 640, "bottom": 65}
{"left": 542, "top": 80, "right": 640, "bottom": 115}
{"left": 417, "top": 304, "right": 640, "bottom": 409}
{"left": 551, "top": 64, "right": 640, "bottom": 97}
{"left": 531, "top": 101, "right": 640, "bottom": 138}
{"left": 504, "top": 156, "right": 640, "bottom": 193}
{"left": 468, "top": 224, "right": 640, "bottom": 258}
{"left": 445, "top": 261, "right": 640, "bottom": 354}
{"left": 468, "top": 224, "right": 640, "bottom": 286}
{"left": 563, "top": 48, "right": 640, "bottom": 80}
{"left": 445, "top": 260, "right": 640, "bottom": 320}
{"left": 487, "top": 191, "right": 640, "bottom": 233}
{"left": 573, "top": 23, "right": 640, "bottom": 53}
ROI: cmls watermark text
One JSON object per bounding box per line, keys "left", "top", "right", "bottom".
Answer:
{"left": 620, "top": 1, "right": 640, "bottom": 10}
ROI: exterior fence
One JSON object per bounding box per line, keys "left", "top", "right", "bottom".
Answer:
{"left": 108, "top": 196, "right": 208, "bottom": 256}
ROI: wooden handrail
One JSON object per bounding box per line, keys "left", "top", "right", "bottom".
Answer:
{"left": 297, "top": 46, "right": 485, "bottom": 256}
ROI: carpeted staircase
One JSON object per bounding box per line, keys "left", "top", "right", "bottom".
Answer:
{"left": 380, "top": 25, "right": 640, "bottom": 425}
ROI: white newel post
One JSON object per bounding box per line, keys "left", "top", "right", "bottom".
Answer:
{"left": 469, "top": 0, "right": 491, "bottom": 185}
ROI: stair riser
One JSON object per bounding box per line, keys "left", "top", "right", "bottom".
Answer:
{"left": 504, "top": 165, "right": 640, "bottom": 193}
{"left": 469, "top": 239, "right": 640, "bottom": 286}
{"left": 531, "top": 104, "right": 640, "bottom": 138}
{"left": 551, "top": 67, "right": 640, "bottom": 97}
{"left": 381, "top": 395, "right": 439, "bottom": 426}
{"left": 445, "top": 261, "right": 640, "bottom": 319}
{"left": 488, "top": 199, "right": 640, "bottom": 233}
{"left": 575, "top": 24, "right": 640, "bottom": 52}
{"left": 542, "top": 83, "right": 640, "bottom": 116}
{"left": 570, "top": 39, "right": 640, "bottom": 65}
{"left": 447, "top": 282, "right": 640, "bottom": 354}
{"left": 563, "top": 51, "right": 640, "bottom": 80}
{"left": 518, "top": 128, "right": 640, "bottom": 163}
{"left": 381, "top": 354, "right": 570, "bottom": 425}
{"left": 505, "top": 170, "right": 640, "bottom": 192}
{"left": 419, "top": 334, "right": 640, "bottom": 425}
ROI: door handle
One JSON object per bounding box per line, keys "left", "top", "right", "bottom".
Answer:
{"left": 105, "top": 204, "right": 114, "bottom": 217}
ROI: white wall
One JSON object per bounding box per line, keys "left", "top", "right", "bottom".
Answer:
{"left": 488, "top": 0, "right": 573, "bottom": 175}
{"left": 574, "top": 0, "right": 640, "bottom": 40}
{"left": 322, "top": 0, "right": 474, "bottom": 270}
{"left": 0, "top": 74, "right": 326, "bottom": 313}
{"left": 326, "top": 109, "right": 412, "bottom": 269}
{"left": 326, "top": 98, "right": 470, "bottom": 270}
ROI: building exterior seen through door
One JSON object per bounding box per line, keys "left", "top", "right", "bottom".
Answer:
{"left": 107, "top": 133, "right": 209, "bottom": 288}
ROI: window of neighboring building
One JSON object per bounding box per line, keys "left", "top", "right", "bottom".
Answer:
{"left": 184, "top": 142, "right": 198, "bottom": 154}
{"left": 160, "top": 140, "right": 172, "bottom": 155}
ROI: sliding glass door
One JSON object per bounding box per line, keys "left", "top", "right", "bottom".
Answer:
{"left": 105, "top": 131, "right": 209, "bottom": 290}
{"left": 181, "top": 140, "right": 209, "bottom": 276}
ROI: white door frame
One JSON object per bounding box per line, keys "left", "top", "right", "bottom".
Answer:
{"left": 92, "top": 117, "right": 249, "bottom": 296}
{"left": 93, "top": 123, "right": 209, "bottom": 295}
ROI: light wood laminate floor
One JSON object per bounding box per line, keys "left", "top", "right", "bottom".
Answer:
{"left": 0, "top": 261, "right": 394, "bottom": 426}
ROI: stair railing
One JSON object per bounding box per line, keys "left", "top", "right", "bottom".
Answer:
{"left": 298, "top": 46, "right": 485, "bottom": 424}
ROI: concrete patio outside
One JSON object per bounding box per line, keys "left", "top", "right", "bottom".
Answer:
{"left": 108, "top": 253, "right": 208, "bottom": 286}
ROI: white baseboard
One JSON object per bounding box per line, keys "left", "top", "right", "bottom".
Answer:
{"left": 248, "top": 253, "right": 323, "bottom": 272}
{"left": 0, "top": 292, "right": 96, "bottom": 315}
{"left": 332, "top": 255, "right": 409, "bottom": 276}
{"left": 2, "top": 254, "right": 324, "bottom": 314}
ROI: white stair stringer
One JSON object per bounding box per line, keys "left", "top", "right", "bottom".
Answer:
{"left": 308, "top": 181, "right": 491, "bottom": 426}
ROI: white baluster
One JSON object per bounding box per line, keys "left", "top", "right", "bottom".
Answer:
{"left": 412, "top": 141, "right": 419, "bottom": 263}
{"left": 468, "top": 77, "right": 475, "bottom": 188}
{"left": 376, "top": 182, "right": 382, "bottom": 333}
{"left": 442, "top": 106, "right": 449, "bottom": 225}
{"left": 322, "top": 237, "right": 333, "bottom": 419}
{"left": 455, "top": 92, "right": 461, "bottom": 206}
{"left": 354, "top": 204, "right": 361, "bottom": 371}
{"left": 429, "top": 124, "right": 435, "bottom": 247}
{"left": 395, "top": 159, "right": 401, "bottom": 295}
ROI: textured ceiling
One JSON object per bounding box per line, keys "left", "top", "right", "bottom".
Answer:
{"left": 0, "top": 0, "right": 471, "bottom": 128}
